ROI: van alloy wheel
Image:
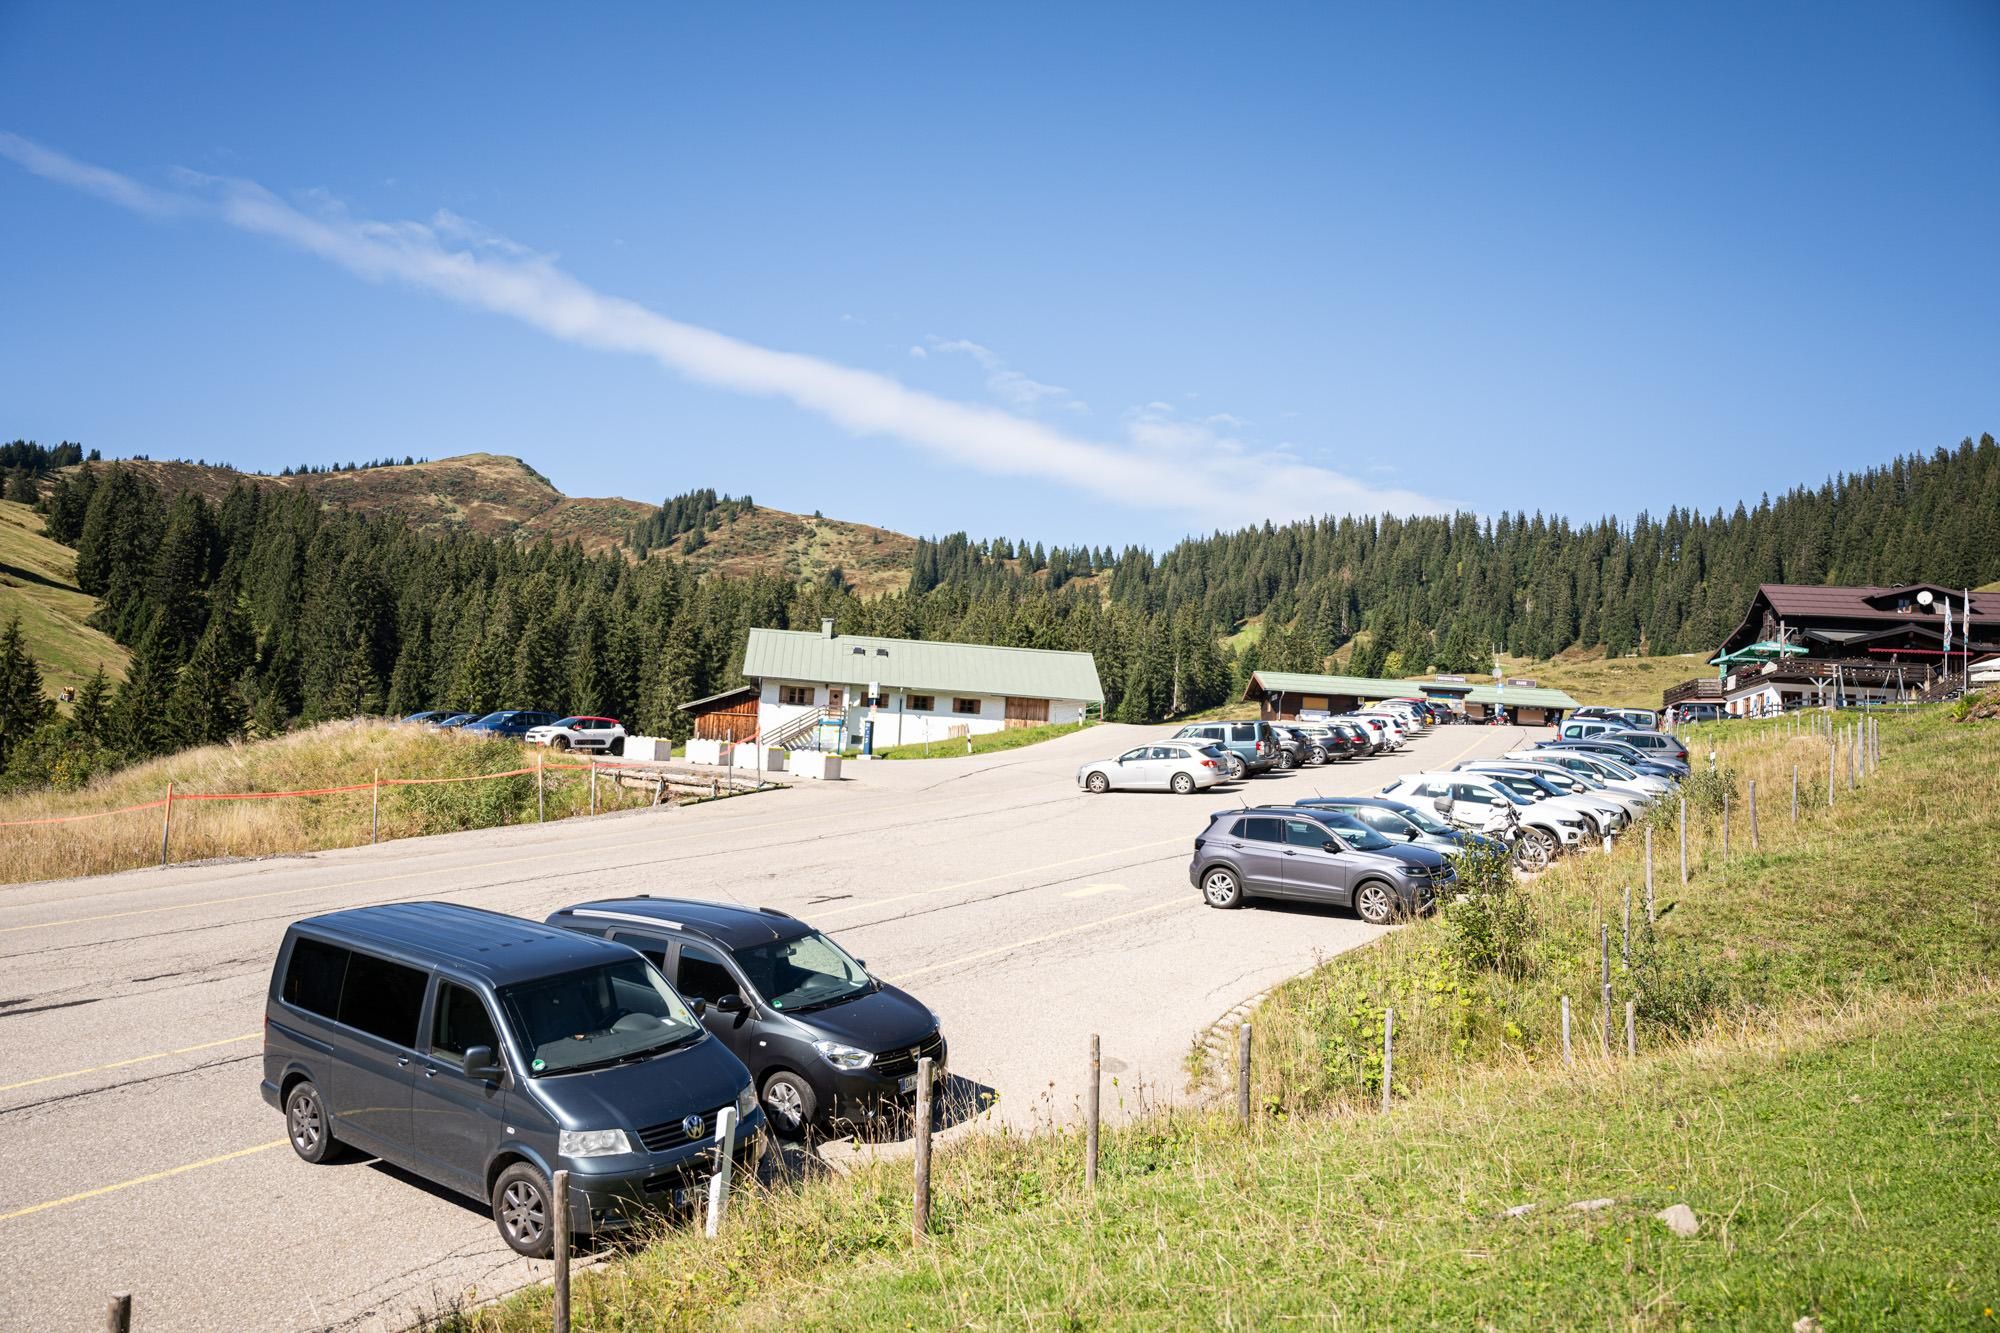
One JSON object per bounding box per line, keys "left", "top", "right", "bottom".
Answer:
{"left": 1354, "top": 881, "right": 1394, "bottom": 925}
{"left": 286, "top": 1083, "right": 329, "bottom": 1162}
{"left": 492, "top": 1164, "right": 554, "bottom": 1258}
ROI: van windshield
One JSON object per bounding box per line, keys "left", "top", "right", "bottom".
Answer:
{"left": 734, "top": 932, "right": 876, "bottom": 1014}
{"left": 497, "top": 959, "right": 704, "bottom": 1076}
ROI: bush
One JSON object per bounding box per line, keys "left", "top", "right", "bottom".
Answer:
{"left": 1677, "top": 761, "right": 1738, "bottom": 815}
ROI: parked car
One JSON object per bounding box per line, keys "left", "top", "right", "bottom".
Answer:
{"left": 1171, "top": 720, "right": 1282, "bottom": 778}
{"left": 1344, "top": 715, "right": 1400, "bottom": 751}
{"left": 525, "top": 716, "right": 629, "bottom": 754}
{"left": 546, "top": 897, "right": 944, "bottom": 1139}
{"left": 262, "top": 903, "right": 764, "bottom": 1258}
{"left": 400, "top": 710, "right": 451, "bottom": 725}
{"left": 1502, "top": 749, "right": 1664, "bottom": 804}
{"left": 1188, "top": 805, "right": 1455, "bottom": 923}
{"left": 1271, "top": 725, "right": 1324, "bottom": 766}
{"left": 1292, "top": 795, "right": 1511, "bottom": 863}
{"left": 1078, "top": 741, "right": 1225, "bottom": 794}
{"left": 1536, "top": 738, "right": 1687, "bottom": 781}
{"left": 1609, "top": 729, "right": 1691, "bottom": 768}
{"left": 1379, "top": 772, "right": 1587, "bottom": 869}
{"left": 1330, "top": 719, "right": 1381, "bottom": 755}
{"left": 1573, "top": 706, "right": 1657, "bottom": 730}
{"left": 430, "top": 712, "right": 480, "bottom": 729}
{"left": 1454, "top": 761, "right": 1631, "bottom": 836}
{"left": 461, "top": 709, "right": 564, "bottom": 739}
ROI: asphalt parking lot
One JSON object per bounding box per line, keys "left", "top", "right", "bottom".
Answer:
{"left": 0, "top": 719, "right": 1528, "bottom": 1331}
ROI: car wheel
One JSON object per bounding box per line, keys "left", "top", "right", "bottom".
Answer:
{"left": 1201, "top": 867, "right": 1244, "bottom": 909}
{"left": 1309, "top": 746, "right": 1327, "bottom": 765}
{"left": 1513, "top": 831, "right": 1553, "bottom": 872}
{"left": 1353, "top": 879, "right": 1396, "bottom": 925}
{"left": 492, "top": 1161, "right": 557, "bottom": 1259}
{"left": 1085, "top": 771, "right": 1111, "bottom": 794}
{"left": 1226, "top": 754, "right": 1247, "bottom": 780}
{"left": 1279, "top": 749, "right": 1298, "bottom": 771}
{"left": 284, "top": 1080, "right": 338, "bottom": 1164}
{"left": 610, "top": 737, "right": 625, "bottom": 757}
{"left": 1171, "top": 771, "right": 1196, "bottom": 794}
{"left": 550, "top": 735, "right": 570, "bottom": 752}
{"left": 762, "top": 1069, "right": 818, "bottom": 1139}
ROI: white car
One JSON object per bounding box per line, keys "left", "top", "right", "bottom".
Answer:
{"left": 1380, "top": 771, "right": 1586, "bottom": 868}
{"left": 523, "top": 715, "right": 628, "bottom": 754}
{"left": 1345, "top": 714, "right": 1404, "bottom": 750}
{"left": 1497, "top": 753, "right": 1657, "bottom": 810}
{"left": 1078, "top": 742, "right": 1226, "bottom": 795}
{"left": 1517, "top": 748, "right": 1673, "bottom": 798}
{"left": 1457, "top": 762, "right": 1635, "bottom": 834}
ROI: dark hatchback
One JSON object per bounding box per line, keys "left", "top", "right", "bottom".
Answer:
{"left": 261, "top": 903, "right": 764, "bottom": 1258}
{"left": 548, "top": 897, "right": 945, "bottom": 1138}
{"left": 461, "top": 709, "right": 562, "bottom": 739}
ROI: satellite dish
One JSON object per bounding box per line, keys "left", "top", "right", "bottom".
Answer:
{"left": 1917, "top": 590, "right": 1934, "bottom": 606}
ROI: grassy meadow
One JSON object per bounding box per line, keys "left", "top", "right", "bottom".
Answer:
{"left": 0, "top": 498, "right": 130, "bottom": 697}
{"left": 0, "top": 720, "right": 668, "bottom": 884}
{"left": 434, "top": 696, "right": 1999, "bottom": 1331}
{"left": 872, "top": 720, "right": 1089, "bottom": 760}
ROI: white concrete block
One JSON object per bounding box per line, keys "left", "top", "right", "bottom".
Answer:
{"left": 790, "top": 751, "right": 842, "bottom": 780}
{"left": 621, "top": 735, "right": 673, "bottom": 763}
{"left": 684, "top": 738, "right": 724, "bottom": 766}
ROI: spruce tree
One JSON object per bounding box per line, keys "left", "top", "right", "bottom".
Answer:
{"left": 0, "top": 616, "right": 54, "bottom": 771}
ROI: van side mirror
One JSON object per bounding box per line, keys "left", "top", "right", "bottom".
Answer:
{"left": 713, "top": 993, "right": 747, "bottom": 1014}
{"left": 689, "top": 997, "right": 707, "bottom": 1018}
{"left": 462, "top": 1045, "right": 503, "bottom": 1081}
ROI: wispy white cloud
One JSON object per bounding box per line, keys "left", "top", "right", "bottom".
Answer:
{"left": 907, "top": 344, "right": 927, "bottom": 359}
{"left": 1, "top": 132, "right": 1448, "bottom": 528}
{"left": 928, "top": 337, "right": 1082, "bottom": 412}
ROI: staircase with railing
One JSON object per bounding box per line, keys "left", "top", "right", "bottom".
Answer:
{"left": 759, "top": 706, "right": 843, "bottom": 752}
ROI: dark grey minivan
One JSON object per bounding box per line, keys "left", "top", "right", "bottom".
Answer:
{"left": 261, "top": 902, "right": 766, "bottom": 1257}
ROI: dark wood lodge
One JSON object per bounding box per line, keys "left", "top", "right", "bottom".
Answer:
{"left": 677, "top": 685, "right": 761, "bottom": 743}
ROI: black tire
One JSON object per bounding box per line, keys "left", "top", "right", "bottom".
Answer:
{"left": 1171, "top": 771, "right": 1196, "bottom": 795}
{"left": 492, "top": 1160, "right": 558, "bottom": 1258}
{"left": 550, "top": 735, "right": 570, "bottom": 752}
{"left": 762, "top": 1069, "right": 819, "bottom": 1139}
{"left": 610, "top": 737, "right": 625, "bottom": 757}
{"left": 1279, "top": 748, "right": 1299, "bottom": 771}
{"left": 1085, "top": 771, "right": 1111, "bottom": 794}
{"left": 1225, "top": 754, "right": 1247, "bottom": 781}
{"left": 284, "top": 1079, "right": 338, "bottom": 1165}
{"left": 1353, "top": 879, "right": 1397, "bottom": 925}
{"left": 1309, "top": 746, "right": 1327, "bottom": 765}
{"left": 1200, "top": 866, "right": 1244, "bottom": 909}
{"left": 1513, "top": 830, "right": 1554, "bottom": 872}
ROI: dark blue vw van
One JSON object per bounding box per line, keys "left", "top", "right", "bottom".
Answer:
{"left": 262, "top": 902, "right": 764, "bottom": 1257}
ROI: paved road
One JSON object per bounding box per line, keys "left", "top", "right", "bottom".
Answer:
{"left": 0, "top": 720, "right": 1529, "bottom": 1330}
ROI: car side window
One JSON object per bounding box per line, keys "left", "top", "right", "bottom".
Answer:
{"left": 1238, "top": 817, "right": 1283, "bottom": 842}
{"left": 610, "top": 932, "right": 669, "bottom": 972}
{"left": 676, "top": 944, "right": 739, "bottom": 1004}
{"left": 282, "top": 936, "right": 348, "bottom": 1017}
{"left": 1284, "top": 819, "right": 1329, "bottom": 849}
{"left": 1357, "top": 809, "right": 1404, "bottom": 834}
{"left": 1148, "top": 746, "right": 1178, "bottom": 760}
{"left": 1450, "top": 782, "right": 1493, "bottom": 805}
{"left": 431, "top": 980, "right": 500, "bottom": 1058}
{"left": 337, "top": 951, "right": 429, "bottom": 1047}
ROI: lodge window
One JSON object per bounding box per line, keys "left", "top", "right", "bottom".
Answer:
{"left": 907, "top": 694, "right": 935, "bottom": 712}
{"left": 779, "top": 685, "right": 814, "bottom": 707}
{"left": 953, "top": 697, "right": 982, "bottom": 715}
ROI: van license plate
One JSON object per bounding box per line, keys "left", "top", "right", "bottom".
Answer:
{"left": 898, "top": 1074, "right": 917, "bottom": 1093}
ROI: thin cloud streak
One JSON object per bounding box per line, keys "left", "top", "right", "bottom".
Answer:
{"left": 1, "top": 133, "right": 1447, "bottom": 528}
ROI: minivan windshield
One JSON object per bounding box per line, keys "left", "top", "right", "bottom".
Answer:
{"left": 498, "top": 959, "right": 704, "bottom": 1076}
{"left": 735, "top": 932, "right": 875, "bottom": 1014}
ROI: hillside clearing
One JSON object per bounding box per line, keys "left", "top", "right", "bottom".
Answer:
{"left": 0, "top": 498, "right": 129, "bottom": 696}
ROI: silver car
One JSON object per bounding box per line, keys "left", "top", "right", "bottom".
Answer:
{"left": 1078, "top": 742, "right": 1225, "bottom": 795}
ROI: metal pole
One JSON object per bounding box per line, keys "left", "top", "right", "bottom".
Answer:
{"left": 1237, "top": 1023, "right": 1252, "bottom": 1126}
{"left": 912, "top": 1058, "right": 934, "bottom": 1238}
{"left": 1086, "top": 1034, "right": 1100, "bottom": 1189}
{"left": 160, "top": 781, "right": 174, "bottom": 868}
{"left": 552, "top": 1168, "right": 571, "bottom": 1332}
{"left": 1381, "top": 1008, "right": 1394, "bottom": 1112}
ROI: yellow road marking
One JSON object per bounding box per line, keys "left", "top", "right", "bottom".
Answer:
{"left": 0, "top": 1139, "right": 287, "bottom": 1225}
{"left": 1062, "top": 883, "right": 1127, "bottom": 899}
{"left": 0, "top": 1033, "right": 261, "bottom": 1095}
{"left": 888, "top": 897, "right": 1192, "bottom": 983}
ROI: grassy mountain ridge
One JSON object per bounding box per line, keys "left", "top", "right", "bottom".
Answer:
{"left": 0, "top": 499, "right": 129, "bottom": 696}
{"left": 56, "top": 452, "right": 916, "bottom": 589}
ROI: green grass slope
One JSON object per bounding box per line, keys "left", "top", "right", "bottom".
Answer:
{"left": 0, "top": 499, "right": 130, "bottom": 696}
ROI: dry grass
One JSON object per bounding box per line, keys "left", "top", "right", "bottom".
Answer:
{"left": 0, "top": 720, "right": 671, "bottom": 885}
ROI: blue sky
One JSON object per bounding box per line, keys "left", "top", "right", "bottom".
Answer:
{"left": 2, "top": 3, "right": 1995, "bottom": 549}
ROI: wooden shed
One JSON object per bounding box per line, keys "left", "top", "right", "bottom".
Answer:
{"left": 678, "top": 685, "right": 761, "bottom": 743}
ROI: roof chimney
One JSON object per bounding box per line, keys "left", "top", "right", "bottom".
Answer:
{"left": 821, "top": 616, "right": 836, "bottom": 639}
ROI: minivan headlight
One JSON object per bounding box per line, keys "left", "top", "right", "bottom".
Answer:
{"left": 559, "top": 1128, "right": 635, "bottom": 1158}
{"left": 736, "top": 1084, "right": 759, "bottom": 1119}
{"left": 813, "top": 1040, "right": 874, "bottom": 1070}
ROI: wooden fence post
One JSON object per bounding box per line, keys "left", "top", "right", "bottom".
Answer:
{"left": 160, "top": 781, "right": 174, "bottom": 868}
{"left": 1622, "top": 887, "right": 1631, "bottom": 964}
{"left": 1601, "top": 981, "right": 1613, "bottom": 1057}
{"left": 1792, "top": 764, "right": 1798, "bottom": 824}
{"left": 589, "top": 757, "right": 599, "bottom": 815}
{"left": 1237, "top": 1023, "right": 1252, "bottom": 1127}
{"left": 1625, "top": 1000, "right": 1636, "bottom": 1058}
{"left": 1828, "top": 737, "right": 1836, "bottom": 809}
{"left": 106, "top": 1294, "right": 132, "bottom": 1333}
{"left": 1644, "top": 827, "right": 1654, "bottom": 916}
{"left": 706, "top": 1105, "right": 739, "bottom": 1238}
{"left": 1847, "top": 725, "right": 1856, "bottom": 790}
{"left": 1086, "top": 1034, "right": 1100, "bottom": 1190}
{"left": 371, "top": 768, "right": 381, "bottom": 845}
{"left": 552, "top": 1167, "right": 572, "bottom": 1333}
{"left": 1381, "top": 1008, "right": 1394, "bottom": 1113}
{"left": 1748, "top": 779, "right": 1758, "bottom": 850}
{"left": 912, "top": 1058, "right": 934, "bottom": 1239}
{"left": 1721, "top": 794, "right": 1729, "bottom": 863}
{"left": 1678, "top": 798, "right": 1688, "bottom": 885}
{"left": 537, "top": 753, "right": 546, "bottom": 823}
{"left": 1560, "top": 995, "right": 1572, "bottom": 1065}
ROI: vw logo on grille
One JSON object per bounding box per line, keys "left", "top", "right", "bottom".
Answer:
{"left": 909, "top": 1047, "right": 921, "bottom": 1061}
{"left": 682, "top": 1113, "right": 706, "bottom": 1140}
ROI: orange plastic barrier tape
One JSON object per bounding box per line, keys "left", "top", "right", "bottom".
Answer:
{"left": 177, "top": 784, "right": 378, "bottom": 801}
{"left": 382, "top": 766, "right": 537, "bottom": 787}
{"left": 0, "top": 800, "right": 170, "bottom": 828}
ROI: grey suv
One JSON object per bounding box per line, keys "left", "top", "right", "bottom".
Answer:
{"left": 1171, "top": 720, "right": 1281, "bottom": 778}
{"left": 1188, "top": 805, "right": 1453, "bottom": 923}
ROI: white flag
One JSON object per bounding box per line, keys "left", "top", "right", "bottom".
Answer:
{"left": 1943, "top": 597, "right": 1953, "bottom": 660}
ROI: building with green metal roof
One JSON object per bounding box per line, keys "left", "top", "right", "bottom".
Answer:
{"left": 742, "top": 619, "right": 1104, "bottom": 749}
{"left": 1244, "top": 670, "right": 1579, "bottom": 726}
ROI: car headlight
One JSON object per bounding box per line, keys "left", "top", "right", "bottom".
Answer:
{"left": 736, "top": 1084, "right": 759, "bottom": 1119}
{"left": 559, "top": 1128, "right": 635, "bottom": 1158}
{"left": 813, "top": 1039, "right": 874, "bottom": 1070}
